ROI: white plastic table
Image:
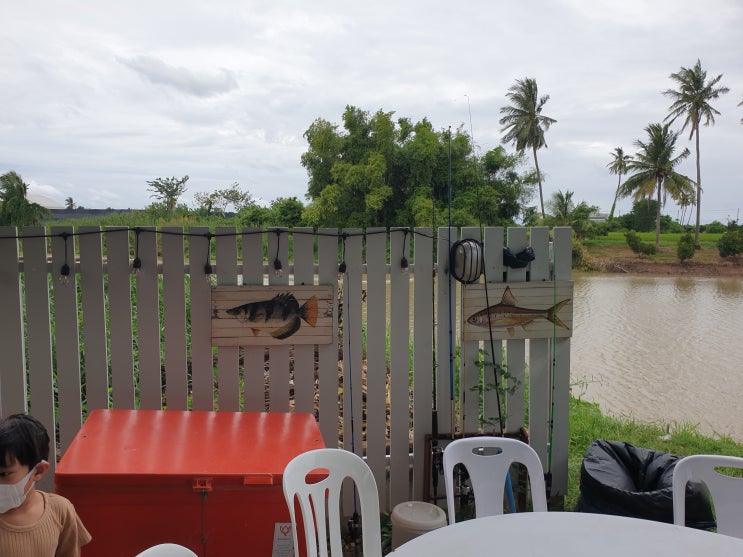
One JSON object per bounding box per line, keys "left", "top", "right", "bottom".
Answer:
{"left": 389, "top": 512, "right": 743, "bottom": 556}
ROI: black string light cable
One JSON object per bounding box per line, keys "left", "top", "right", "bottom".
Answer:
{"left": 131, "top": 227, "right": 142, "bottom": 274}
{"left": 204, "top": 232, "right": 214, "bottom": 279}
{"left": 338, "top": 232, "right": 348, "bottom": 275}
{"left": 399, "top": 228, "right": 409, "bottom": 273}
{"left": 273, "top": 229, "right": 283, "bottom": 277}
{"left": 59, "top": 232, "right": 71, "bottom": 283}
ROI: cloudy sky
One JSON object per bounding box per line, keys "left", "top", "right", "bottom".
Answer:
{"left": 2, "top": 0, "right": 742, "bottom": 222}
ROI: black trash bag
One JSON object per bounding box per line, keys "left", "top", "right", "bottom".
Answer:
{"left": 503, "top": 246, "right": 535, "bottom": 268}
{"left": 575, "top": 439, "right": 715, "bottom": 529}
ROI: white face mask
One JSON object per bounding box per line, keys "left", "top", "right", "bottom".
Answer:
{"left": 0, "top": 467, "right": 36, "bottom": 514}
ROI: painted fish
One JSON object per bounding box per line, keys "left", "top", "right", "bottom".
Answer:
{"left": 226, "top": 293, "right": 318, "bottom": 340}
{"left": 467, "top": 286, "right": 570, "bottom": 337}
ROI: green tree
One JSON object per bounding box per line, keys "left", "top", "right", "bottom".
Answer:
{"left": 0, "top": 171, "right": 49, "bottom": 226}
{"left": 65, "top": 197, "right": 76, "bottom": 210}
{"left": 607, "top": 147, "right": 631, "bottom": 220}
{"left": 717, "top": 221, "right": 742, "bottom": 262}
{"left": 267, "top": 197, "right": 305, "bottom": 227}
{"left": 147, "top": 175, "right": 189, "bottom": 211}
{"left": 677, "top": 232, "right": 695, "bottom": 262}
{"left": 193, "top": 183, "right": 252, "bottom": 215}
{"left": 663, "top": 59, "right": 729, "bottom": 248}
{"left": 617, "top": 123, "right": 695, "bottom": 249}
{"left": 546, "top": 189, "right": 598, "bottom": 239}
{"left": 499, "top": 77, "right": 556, "bottom": 218}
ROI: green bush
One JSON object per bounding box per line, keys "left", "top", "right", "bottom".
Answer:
{"left": 677, "top": 232, "right": 695, "bottom": 262}
{"left": 625, "top": 230, "right": 656, "bottom": 255}
{"left": 718, "top": 223, "right": 743, "bottom": 262}
{"left": 703, "top": 220, "right": 727, "bottom": 234}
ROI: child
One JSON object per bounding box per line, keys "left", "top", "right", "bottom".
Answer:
{"left": 0, "top": 413, "right": 91, "bottom": 556}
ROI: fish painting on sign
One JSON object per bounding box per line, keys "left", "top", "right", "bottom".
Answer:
{"left": 463, "top": 283, "right": 573, "bottom": 341}
{"left": 227, "top": 292, "right": 318, "bottom": 340}
{"left": 211, "top": 285, "right": 334, "bottom": 346}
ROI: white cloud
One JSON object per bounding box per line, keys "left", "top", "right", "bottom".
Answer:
{"left": 0, "top": 0, "right": 741, "bottom": 221}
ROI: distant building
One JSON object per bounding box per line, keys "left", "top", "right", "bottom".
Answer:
{"left": 589, "top": 212, "right": 609, "bottom": 222}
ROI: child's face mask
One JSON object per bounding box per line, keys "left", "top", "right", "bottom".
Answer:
{"left": 0, "top": 467, "right": 37, "bottom": 513}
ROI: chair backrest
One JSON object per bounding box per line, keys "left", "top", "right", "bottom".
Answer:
{"left": 442, "top": 436, "right": 548, "bottom": 524}
{"left": 282, "top": 448, "right": 382, "bottom": 557}
{"left": 135, "top": 543, "right": 198, "bottom": 557}
{"left": 672, "top": 454, "right": 743, "bottom": 538}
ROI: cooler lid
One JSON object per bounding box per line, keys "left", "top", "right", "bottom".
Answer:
{"left": 55, "top": 409, "right": 325, "bottom": 486}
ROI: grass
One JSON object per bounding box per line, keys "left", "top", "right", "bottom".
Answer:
{"left": 566, "top": 395, "right": 743, "bottom": 510}
{"left": 581, "top": 231, "right": 725, "bottom": 265}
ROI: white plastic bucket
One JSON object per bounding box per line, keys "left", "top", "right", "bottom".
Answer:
{"left": 390, "top": 501, "right": 447, "bottom": 550}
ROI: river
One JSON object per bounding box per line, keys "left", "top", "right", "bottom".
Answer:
{"left": 571, "top": 272, "right": 743, "bottom": 441}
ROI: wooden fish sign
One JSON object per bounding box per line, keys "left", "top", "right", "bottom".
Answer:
{"left": 462, "top": 281, "right": 573, "bottom": 341}
{"left": 211, "top": 285, "right": 334, "bottom": 346}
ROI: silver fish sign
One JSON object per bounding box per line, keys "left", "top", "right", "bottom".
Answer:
{"left": 467, "top": 286, "right": 570, "bottom": 337}
{"left": 226, "top": 293, "right": 318, "bottom": 340}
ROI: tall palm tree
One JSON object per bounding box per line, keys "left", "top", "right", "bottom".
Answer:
{"left": 606, "top": 147, "right": 632, "bottom": 220}
{"left": 499, "top": 78, "right": 556, "bottom": 218}
{"left": 663, "top": 59, "right": 729, "bottom": 248}
{"left": 618, "top": 123, "right": 695, "bottom": 249}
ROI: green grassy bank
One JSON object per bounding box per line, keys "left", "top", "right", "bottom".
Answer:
{"left": 566, "top": 395, "right": 743, "bottom": 509}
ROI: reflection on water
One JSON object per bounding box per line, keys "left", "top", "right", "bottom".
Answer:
{"left": 572, "top": 273, "right": 743, "bottom": 441}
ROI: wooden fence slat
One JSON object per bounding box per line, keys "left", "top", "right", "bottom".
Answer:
{"left": 0, "top": 228, "right": 25, "bottom": 417}
{"left": 189, "top": 227, "right": 216, "bottom": 411}
{"left": 267, "top": 229, "right": 290, "bottom": 412}
{"left": 78, "top": 227, "right": 109, "bottom": 410}
{"left": 341, "top": 229, "right": 364, "bottom": 514}
{"left": 317, "top": 229, "right": 339, "bottom": 448}
{"left": 161, "top": 227, "right": 188, "bottom": 410}
{"left": 241, "top": 229, "right": 265, "bottom": 412}
{"left": 435, "top": 226, "right": 454, "bottom": 435}
{"left": 51, "top": 227, "right": 83, "bottom": 452}
{"left": 389, "top": 227, "right": 412, "bottom": 506}
{"left": 527, "top": 226, "right": 552, "bottom": 473}
{"left": 214, "top": 227, "right": 239, "bottom": 411}
{"left": 505, "top": 227, "right": 528, "bottom": 434}
{"left": 106, "top": 227, "right": 135, "bottom": 409}
{"left": 412, "top": 227, "right": 433, "bottom": 501}
{"left": 365, "top": 227, "right": 388, "bottom": 508}
{"left": 134, "top": 227, "right": 162, "bottom": 410}
{"left": 290, "top": 228, "right": 316, "bottom": 414}
{"left": 21, "top": 228, "right": 56, "bottom": 491}
{"left": 482, "top": 226, "right": 505, "bottom": 433}
{"left": 460, "top": 227, "right": 481, "bottom": 435}
{"left": 551, "top": 227, "right": 573, "bottom": 498}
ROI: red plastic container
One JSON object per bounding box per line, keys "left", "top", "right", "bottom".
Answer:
{"left": 55, "top": 409, "right": 325, "bottom": 557}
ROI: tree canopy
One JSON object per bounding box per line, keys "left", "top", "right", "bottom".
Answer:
{"left": 0, "top": 171, "right": 49, "bottom": 226}
{"left": 301, "top": 105, "right": 537, "bottom": 228}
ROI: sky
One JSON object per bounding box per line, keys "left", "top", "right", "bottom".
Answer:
{"left": 2, "top": 0, "right": 742, "bottom": 223}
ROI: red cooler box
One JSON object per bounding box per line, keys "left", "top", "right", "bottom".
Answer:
{"left": 55, "top": 409, "right": 325, "bottom": 557}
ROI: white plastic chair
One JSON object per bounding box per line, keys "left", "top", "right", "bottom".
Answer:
{"left": 282, "top": 448, "right": 382, "bottom": 557}
{"left": 672, "top": 454, "right": 743, "bottom": 538}
{"left": 443, "top": 436, "right": 548, "bottom": 523}
{"left": 135, "top": 543, "right": 198, "bottom": 557}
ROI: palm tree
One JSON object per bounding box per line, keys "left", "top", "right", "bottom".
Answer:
{"left": 0, "top": 171, "right": 49, "bottom": 226}
{"left": 739, "top": 97, "right": 743, "bottom": 124}
{"left": 617, "top": 123, "right": 695, "bottom": 249}
{"left": 663, "top": 59, "right": 729, "bottom": 248}
{"left": 499, "top": 78, "right": 556, "bottom": 218}
{"left": 606, "top": 147, "right": 632, "bottom": 220}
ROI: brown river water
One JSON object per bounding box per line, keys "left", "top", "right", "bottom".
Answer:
{"left": 571, "top": 272, "right": 743, "bottom": 441}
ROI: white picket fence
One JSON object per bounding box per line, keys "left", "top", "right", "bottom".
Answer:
{"left": 0, "top": 225, "right": 572, "bottom": 512}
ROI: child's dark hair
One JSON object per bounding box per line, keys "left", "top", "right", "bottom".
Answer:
{"left": 0, "top": 414, "right": 50, "bottom": 468}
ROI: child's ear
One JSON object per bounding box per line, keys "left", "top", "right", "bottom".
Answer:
{"left": 32, "top": 460, "right": 51, "bottom": 481}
